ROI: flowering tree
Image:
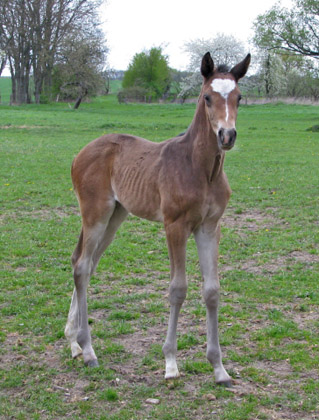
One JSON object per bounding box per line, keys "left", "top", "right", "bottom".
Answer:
{"left": 179, "top": 34, "right": 246, "bottom": 101}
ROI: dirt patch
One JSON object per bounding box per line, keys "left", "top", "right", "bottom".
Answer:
{"left": 3, "top": 206, "right": 80, "bottom": 222}
{"left": 222, "top": 207, "right": 277, "bottom": 232}
{"left": 219, "top": 208, "right": 318, "bottom": 275}
{"left": 289, "top": 251, "right": 319, "bottom": 264}
{"left": 0, "top": 125, "right": 49, "bottom": 130}
{"left": 229, "top": 250, "right": 319, "bottom": 276}
{"left": 289, "top": 310, "right": 319, "bottom": 332}
{"left": 48, "top": 377, "right": 91, "bottom": 403}
{"left": 0, "top": 332, "right": 26, "bottom": 365}
{"left": 27, "top": 206, "right": 79, "bottom": 220}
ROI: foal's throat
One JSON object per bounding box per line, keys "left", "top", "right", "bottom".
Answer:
{"left": 210, "top": 153, "right": 223, "bottom": 183}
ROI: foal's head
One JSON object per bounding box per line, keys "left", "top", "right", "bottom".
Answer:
{"left": 200, "top": 52, "right": 251, "bottom": 150}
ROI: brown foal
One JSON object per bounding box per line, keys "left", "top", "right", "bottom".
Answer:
{"left": 65, "top": 52, "right": 251, "bottom": 386}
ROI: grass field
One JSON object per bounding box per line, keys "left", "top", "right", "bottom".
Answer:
{"left": 1, "top": 93, "right": 319, "bottom": 420}
{"left": 0, "top": 77, "right": 121, "bottom": 104}
{"left": 0, "top": 77, "right": 11, "bottom": 104}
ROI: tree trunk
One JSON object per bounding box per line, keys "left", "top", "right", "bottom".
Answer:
{"left": 0, "top": 56, "right": 6, "bottom": 76}
{"left": 74, "top": 95, "right": 83, "bottom": 109}
{"left": 9, "top": 58, "right": 17, "bottom": 104}
{"left": 74, "top": 86, "right": 88, "bottom": 109}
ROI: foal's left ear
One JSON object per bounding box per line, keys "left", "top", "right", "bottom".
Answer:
{"left": 201, "top": 52, "right": 215, "bottom": 79}
{"left": 230, "top": 53, "right": 251, "bottom": 81}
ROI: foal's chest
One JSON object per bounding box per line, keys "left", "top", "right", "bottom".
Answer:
{"left": 202, "top": 176, "right": 231, "bottom": 222}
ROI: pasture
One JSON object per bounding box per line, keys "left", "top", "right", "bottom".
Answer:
{"left": 1, "top": 93, "right": 318, "bottom": 419}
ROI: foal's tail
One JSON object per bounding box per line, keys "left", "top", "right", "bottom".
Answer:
{"left": 71, "top": 228, "right": 83, "bottom": 268}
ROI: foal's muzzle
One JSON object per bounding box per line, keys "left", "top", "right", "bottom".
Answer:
{"left": 218, "top": 128, "right": 237, "bottom": 150}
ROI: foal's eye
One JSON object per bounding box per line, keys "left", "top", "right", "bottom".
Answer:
{"left": 237, "top": 95, "right": 242, "bottom": 105}
{"left": 204, "top": 94, "right": 211, "bottom": 104}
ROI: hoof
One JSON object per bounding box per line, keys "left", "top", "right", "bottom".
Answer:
{"left": 165, "top": 366, "right": 180, "bottom": 380}
{"left": 164, "top": 359, "right": 180, "bottom": 380}
{"left": 216, "top": 379, "right": 233, "bottom": 388}
{"left": 85, "top": 359, "right": 99, "bottom": 368}
{"left": 71, "top": 343, "right": 83, "bottom": 359}
{"left": 165, "top": 372, "right": 180, "bottom": 380}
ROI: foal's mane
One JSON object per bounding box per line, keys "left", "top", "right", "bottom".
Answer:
{"left": 216, "top": 64, "right": 230, "bottom": 74}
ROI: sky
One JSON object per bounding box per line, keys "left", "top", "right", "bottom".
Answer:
{"left": 101, "top": 0, "right": 292, "bottom": 71}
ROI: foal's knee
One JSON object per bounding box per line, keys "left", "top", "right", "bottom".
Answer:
{"left": 203, "top": 284, "right": 220, "bottom": 308}
{"left": 169, "top": 282, "right": 187, "bottom": 305}
{"left": 73, "top": 259, "right": 91, "bottom": 285}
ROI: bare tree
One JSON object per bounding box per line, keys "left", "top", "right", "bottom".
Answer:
{"left": 0, "top": 50, "right": 7, "bottom": 77}
{"left": 0, "top": 0, "right": 106, "bottom": 104}
{"left": 28, "top": 0, "right": 104, "bottom": 102}
{"left": 0, "top": 0, "right": 32, "bottom": 103}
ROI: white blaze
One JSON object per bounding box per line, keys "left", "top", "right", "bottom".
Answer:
{"left": 211, "top": 79, "right": 236, "bottom": 122}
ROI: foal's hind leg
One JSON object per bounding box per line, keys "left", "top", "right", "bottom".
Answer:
{"left": 64, "top": 230, "right": 84, "bottom": 358}
{"left": 68, "top": 219, "right": 113, "bottom": 366}
{"left": 91, "top": 203, "right": 128, "bottom": 274}
{"left": 64, "top": 288, "right": 83, "bottom": 359}
{"left": 65, "top": 202, "right": 128, "bottom": 366}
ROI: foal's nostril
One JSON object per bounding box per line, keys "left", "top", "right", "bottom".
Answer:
{"left": 218, "top": 128, "right": 224, "bottom": 142}
{"left": 230, "top": 129, "right": 237, "bottom": 142}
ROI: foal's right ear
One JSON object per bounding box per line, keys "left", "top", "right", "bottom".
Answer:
{"left": 230, "top": 53, "right": 251, "bottom": 81}
{"left": 201, "top": 52, "right": 215, "bottom": 79}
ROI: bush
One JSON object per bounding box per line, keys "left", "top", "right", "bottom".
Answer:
{"left": 117, "top": 86, "right": 150, "bottom": 103}
{"left": 121, "top": 47, "right": 171, "bottom": 102}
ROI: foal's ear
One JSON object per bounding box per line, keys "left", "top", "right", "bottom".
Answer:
{"left": 201, "top": 52, "right": 215, "bottom": 79}
{"left": 230, "top": 53, "right": 251, "bottom": 81}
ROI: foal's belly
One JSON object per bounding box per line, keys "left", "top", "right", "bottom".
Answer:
{"left": 111, "top": 178, "right": 163, "bottom": 222}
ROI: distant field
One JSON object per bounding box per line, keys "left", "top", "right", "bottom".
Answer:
{"left": 1, "top": 95, "right": 318, "bottom": 419}
{"left": 109, "top": 79, "right": 122, "bottom": 94}
{"left": 0, "top": 77, "right": 11, "bottom": 104}
{"left": 0, "top": 78, "right": 122, "bottom": 104}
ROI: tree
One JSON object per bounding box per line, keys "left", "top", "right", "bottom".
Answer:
{"left": 254, "top": 0, "right": 319, "bottom": 59}
{"left": 29, "top": 0, "right": 105, "bottom": 102}
{"left": 0, "top": 0, "right": 32, "bottom": 103}
{"left": 0, "top": 0, "right": 106, "bottom": 104}
{"left": 121, "top": 47, "right": 171, "bottom": 100}
{"left": 52, "top": 30, "right": 107, "bottom": 108}
{"left": 179, "top": 34, "right": 246, "bottom": 101}
{"left": 245, "top": 48, "right": 319, "bottom": 99}
{"left": 184, "top": 34, "right": 246, "bottom": 72}
{"left": 260, "top": 52, "right": 287, "bottom": 97}
{"left": 0, "top": 50, "right": 6, "bottom": 76}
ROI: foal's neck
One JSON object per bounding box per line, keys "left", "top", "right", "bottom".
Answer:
{"left": 185, "top": 99, "right": 224, "bottom": 182}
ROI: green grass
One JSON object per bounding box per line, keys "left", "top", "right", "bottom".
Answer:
{"left": 0, "top": 76, "right": 11, "bottom": 104}
{"left": 1, "top": 94, "right": 319, "bottom": 419}
{"left": 0, "top": 77, "right": 121, "bottom": 104}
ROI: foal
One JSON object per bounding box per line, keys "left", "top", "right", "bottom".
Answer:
{"left": 65, "top": 52, "right": 251, "bottom": 386}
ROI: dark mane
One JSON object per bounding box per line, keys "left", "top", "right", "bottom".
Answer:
{"left": 217, "top": 64, "right": 230, "bottom": 74}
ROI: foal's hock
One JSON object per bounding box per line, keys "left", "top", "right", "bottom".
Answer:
{"left": 65, "top": 52, "right": 251, "bottom": 386}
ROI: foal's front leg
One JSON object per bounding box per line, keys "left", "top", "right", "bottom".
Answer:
{"left": 162, "top": 219, "right": 190, "bottom": 379}
{"left": 194, "top": 222, "right": 232, "bottom": 386}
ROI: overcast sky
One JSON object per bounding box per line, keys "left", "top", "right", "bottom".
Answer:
{"left": 102, "top": 0, "right": 292, "bottom": 71}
